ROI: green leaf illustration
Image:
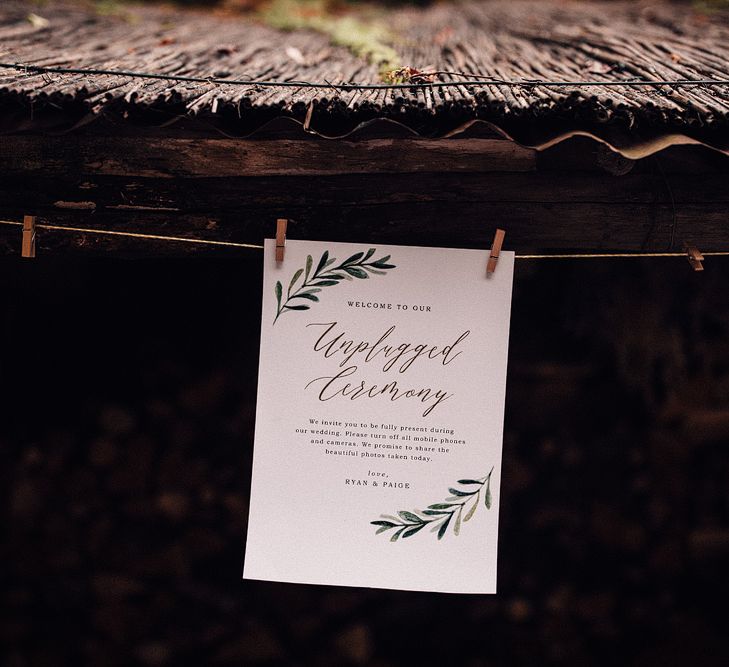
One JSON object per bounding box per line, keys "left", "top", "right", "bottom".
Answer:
{"left": 291, "top": 293, "right": 319, "bottom": 302}
{"left": 273, "top": 247, "right": 397, "bottom": 324}
{"left": 342, "top": 252, "right": 364, "bottom": 265}
{"left": 390, "top": 526, "right": 406, "bottom": 542}
{"left": 454, "top": 508, "right": 463, "bottom": 536}
{"left": 403, "top": 524, "right": 426, "bottom": 538}
{"left": 463, "top": 498, "right": 479, "bottom": 522}
{"left": 315, "top": 250, "right": 329, "bottom": 275}
{"left": 275, "top": 281, "right": 282, "bottom": 311}
{"left": 344, "top": 266, "right": 369, "bottom": 279}
{"left": 448, "top": 487, "right": 475, "bottom": 497}
{"left": 371, "top": 467, "right": 495, "bottom": 542}
{"left": 304, "top": 254, "right": 313, "bottom": 282}
{"left": 437, "top": 514, "right": 452, "bottom": 540}
{"left": 288, "top": 268, "right": 303, "bottom": 296}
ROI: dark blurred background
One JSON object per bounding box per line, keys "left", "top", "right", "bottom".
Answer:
{"left": 2, "top": 255, "right": 729, "bottom": 666}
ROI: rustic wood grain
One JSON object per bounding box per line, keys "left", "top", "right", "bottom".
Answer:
{"left": 1, "top": 134, "right": 727, "bottom": 256}
{"left": 4, "top": 170, "right": 729, "bottom": 210}
{"left": 0, "top": 0, "right": 728, "bottom": 140}
{"left": 0, "top": 137, "right": 537, "bottom": 177}
{"left": 1, "top": 201, "right": 726, "bottom": 255}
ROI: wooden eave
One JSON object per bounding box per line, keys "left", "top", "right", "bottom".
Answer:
{"left": 0, "top": 128, "right": 727, "bottom": 256}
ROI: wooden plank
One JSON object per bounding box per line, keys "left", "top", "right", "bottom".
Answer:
{"left": 0, "top": 137, "right": 537, "bottom": 177}
{"left": 2, "top": 172, "right": 729, "bottom": 212}
{"left": 1, "top": 135, "right": 727, "bottom": 255}
{"left": 1, "top": 202, "right": 726, "bottom": 255}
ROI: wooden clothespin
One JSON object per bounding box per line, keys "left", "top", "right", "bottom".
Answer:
{"left": 685, "top": 243, "right": 704, "bottom": 272}
{"left": 21, "top": 215, "right": 36, "bottom": 258}
{"left": 487, "top": 228, "right": 505, "bottom": 275}
{"left": 275, "top": 218, "right": 288, "bottom": 262}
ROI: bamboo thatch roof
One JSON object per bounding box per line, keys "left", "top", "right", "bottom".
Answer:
{"left": 1, "top": 0, "right": 729, "bottom": 151}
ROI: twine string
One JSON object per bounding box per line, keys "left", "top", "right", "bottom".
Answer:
{"left": 2, "top": 219, "right": 727, "bottom": 259}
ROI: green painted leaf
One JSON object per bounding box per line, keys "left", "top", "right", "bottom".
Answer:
{"left": 402, "top": 523, "right": 426, "bottom": 538}
{"left": 323, "top": 257, "right": 336, "bottom": 269}
{"left": 363, "top": 248, "right": 376, "bottom": 262}
{"left": 311, "top": 280, "right": 339, "bottom": 287}
{"left": 318, "top": 273, "right": 345, "bottom": 280}
{"left": 304, "top": 254, "right": 313, "bottom": 282}
{"left": 372, "top": 262, "right": 396, "bottom": 270}
{"left": 463, "top": 497, "right": 479, "bottom": 522}
{"left": 375, "top": 254, "right": 391, "bottom": 264}
{"left": 341, "top": 252, "right": 364, "bottom": 266}
{"left": 284, "top": 305, "right": 310, "bottom": 311}
{"left": 448, "top": 487, "right": 476, "bottom": 497}
{"left": 288, "top": 268, "right": 303, "bottom": 296}
{"left": 291, "top": 293, "right": 319, "bottom": 302}
{"left": 376, "top": 525, "right": 392, "bottom": 535}
{"left": 390, "top": 526, "right": 406, "bottom": 542}
{"left": 275, "top": 281, "right": 282, "bottom": 309}
{"left": 315, "top": 251, "right": 329, "bottom": 276}
{"left": 344, "top": 266, "right": 369, "bottom": 279}
{"left": 363, "top": 267, "right": 387, "bottom": 275}
{"left": 373, "top": 467, "right": 494, "bottom": 541}
{"left": 437, "top": 514, "right": 452, "bottom": 540}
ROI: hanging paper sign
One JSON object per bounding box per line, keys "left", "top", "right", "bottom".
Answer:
{"left": 244, "top": 239, "right": 514, "bottom": 593}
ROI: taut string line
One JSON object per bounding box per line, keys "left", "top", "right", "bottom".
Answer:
{"left": 1, "top": 219, "right": 727, "bottom": 259}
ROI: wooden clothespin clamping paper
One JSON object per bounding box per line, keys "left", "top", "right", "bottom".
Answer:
{"left": 487, "top": 228, "right": 506, "bottom": 275}
{"left": 685, "top": 243, "right": 704, "bottom": 272}
{"left": 21, "top": 215, "right": 36, "bottom": 258}
{"left": 275, "top": 218, "right": 288, "bottom": 263}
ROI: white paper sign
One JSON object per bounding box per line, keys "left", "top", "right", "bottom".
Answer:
{"left": 244, "top": 239, "right": 514, "bottom": 593}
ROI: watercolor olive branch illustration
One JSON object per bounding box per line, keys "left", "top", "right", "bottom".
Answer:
{"left": 273, "top": 248, "right": 396, "bottom": 324}
{"left": 371, "top": 467, "right": 494, "bottom": 542}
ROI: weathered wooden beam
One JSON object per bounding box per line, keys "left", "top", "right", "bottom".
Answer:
{"left": 1, "top": 135, "right": 727, "bottom": 256}
{"left": 0, "top": 202, "right": 726, "bottom": 255}
{"left": 0, "top": 137, "right": 537, "bottom": 177}
{"left": 2, "top": 172, "right": 729, "bottom": 211}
